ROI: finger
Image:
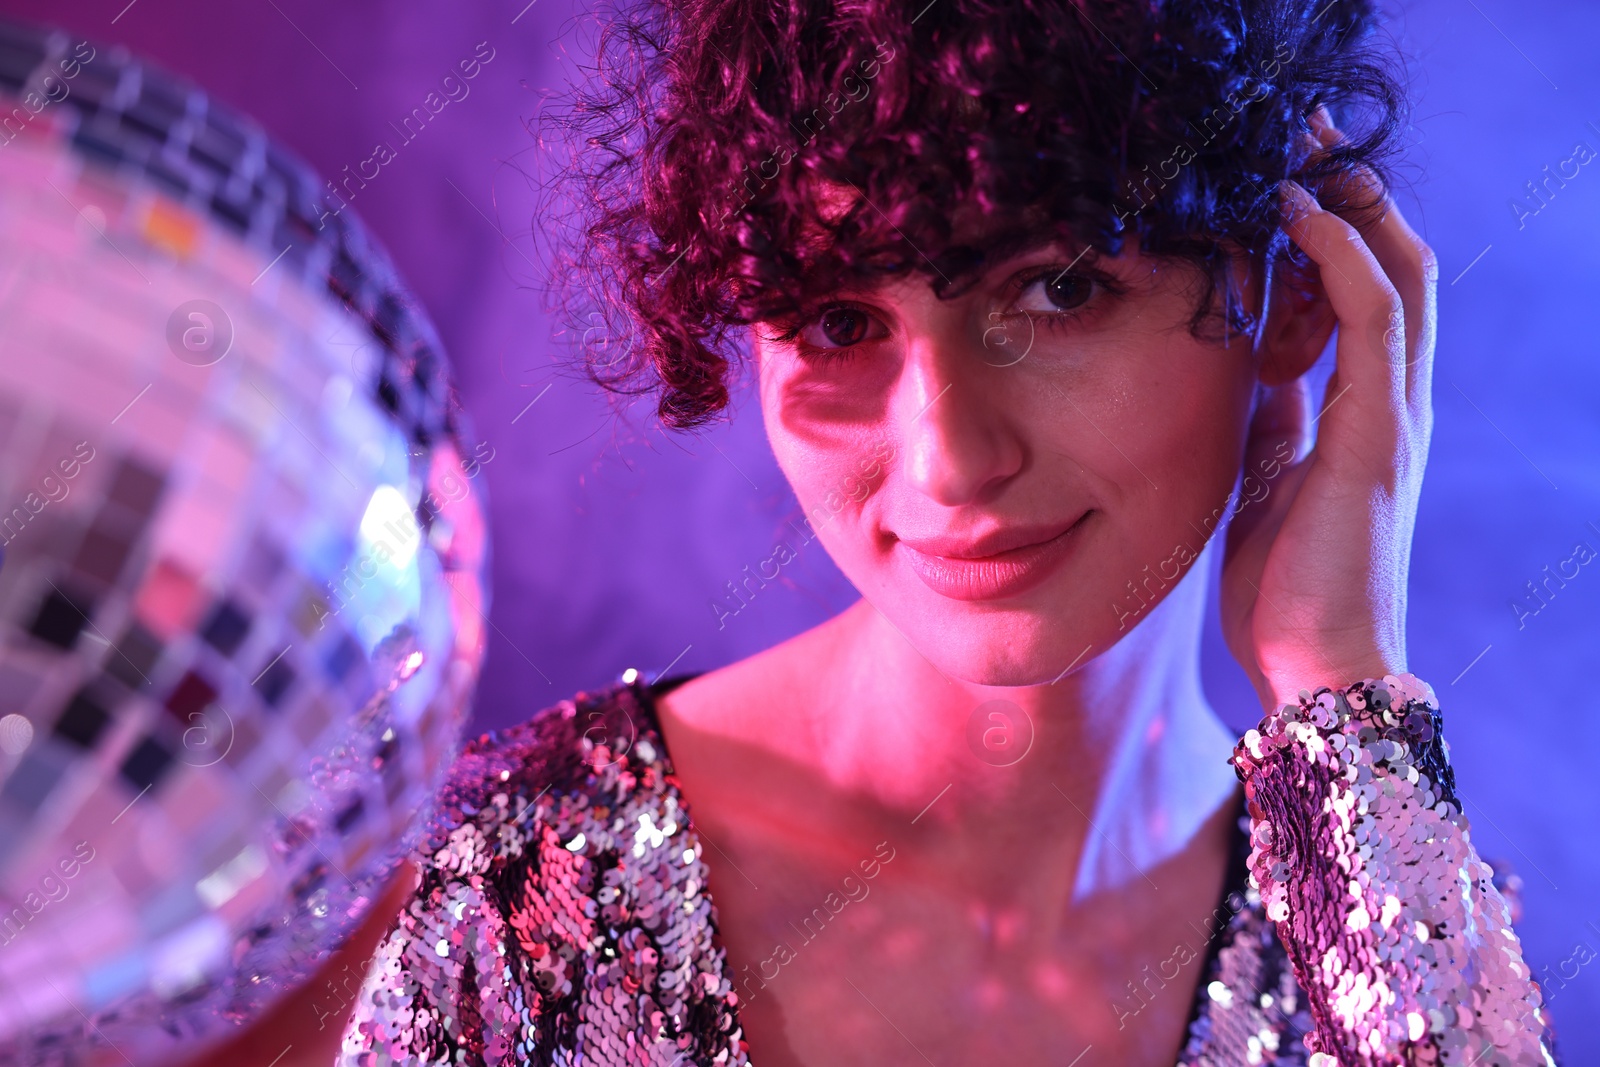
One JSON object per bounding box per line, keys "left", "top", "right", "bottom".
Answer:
{"left": 1251, "top": 377, "right": 1312, "bottom": 474}
{"left": 1318, "top": 365, "right": 1344, "bottom": 424}
{"left": 1229, "top": 379, "right": 1311, "bottom": 551}
{"left": 1303, "top": 111, "right": 1437, "bottom": 417}
{"left": 1278, "top": 180, "right": 1405, "bottom": 422}
{"left": 1223, "top": 382, "right": 1313, "bottom": 658}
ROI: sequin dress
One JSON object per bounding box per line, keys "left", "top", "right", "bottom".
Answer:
{"left": 339, "top": 673, "right": 1559, "bottom": 1066}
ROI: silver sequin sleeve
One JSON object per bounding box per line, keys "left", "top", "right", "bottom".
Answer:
{"left": 1229, "top": 672, "right": 1559, "bottom": 1066}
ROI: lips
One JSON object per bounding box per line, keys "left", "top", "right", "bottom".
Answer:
{"left": 897, "top": 519, "right": 1083, "bottom": 559}
{"left": 895, "top": 511, "right": 1092, "bottom": 601}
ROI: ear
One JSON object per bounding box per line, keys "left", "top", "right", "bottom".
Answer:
{"left": 1254, "top": 251, "right": 1337, "bottom": 386}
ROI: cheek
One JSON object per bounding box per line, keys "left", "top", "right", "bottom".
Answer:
{"left": 1120, "top": 373, "right": 1247, "bottom": 484}
{"left": 762, "top": 343, "right": 896, "bottom": 441}
{"left": 772, "top": 429, "right": 889, "bottom": 527}
{"left": 761, "top": 361, "right": 891, "bottom": 544}
{"left": 1052, "top": 331, "right": 1255, "bottom": 561}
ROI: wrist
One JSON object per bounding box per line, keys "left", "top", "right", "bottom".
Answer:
{"left": 1260, "top": 655, "right": 1407, "bottom": 714}
{"left": 1235, "top": 670, "right": 1454, "bottom": 812}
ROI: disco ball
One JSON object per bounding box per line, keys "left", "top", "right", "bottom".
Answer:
{"left": 0, "top": 20, "right": 490, "bottom": 1065}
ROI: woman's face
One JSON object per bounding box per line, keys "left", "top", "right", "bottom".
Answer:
{"left": 755, "top": 219, "right": 1267, "bottom": 687}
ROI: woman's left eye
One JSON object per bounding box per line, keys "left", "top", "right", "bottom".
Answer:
{"left": 1012, "top": 269, "right": 1099, "bottom": 315}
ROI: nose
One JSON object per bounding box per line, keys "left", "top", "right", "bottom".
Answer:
{"left": 897, "top": 337, "right": 1025, "bottom": 507}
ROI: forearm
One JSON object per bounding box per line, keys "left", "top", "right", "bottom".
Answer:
{"left": 1230, "top": 672, "right": 1557, "bottom": 1066}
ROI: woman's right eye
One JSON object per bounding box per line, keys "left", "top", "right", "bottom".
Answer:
{"left": 797, "top": 304, "right": 888, "bottom": 354}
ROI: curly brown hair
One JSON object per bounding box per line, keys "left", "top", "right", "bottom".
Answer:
{"left": 533, "top": 0, "right": 1407, "bottom": 429}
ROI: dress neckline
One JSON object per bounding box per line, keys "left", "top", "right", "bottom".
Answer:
{"left": 630, "top": 670, "right": 1256, "bottom": 1064}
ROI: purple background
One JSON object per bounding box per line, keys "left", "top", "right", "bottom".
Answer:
{"left": 5, "top": 0, "right": 1596, "bottom": 1057}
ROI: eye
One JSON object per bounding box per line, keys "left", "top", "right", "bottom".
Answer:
{"left": 797, "top": 304, "right": 888, "bottom": 352}
{"left": 1014, "top": 269, "right": 1097, "bottom": 314}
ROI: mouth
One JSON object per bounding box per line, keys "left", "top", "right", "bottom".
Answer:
{"left": 895, "top": 511, "right": 1092, "bottom": 602}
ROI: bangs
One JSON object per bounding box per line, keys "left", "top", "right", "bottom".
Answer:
{"left": 535, "top": 0, "right": 1406, "bottom": 428}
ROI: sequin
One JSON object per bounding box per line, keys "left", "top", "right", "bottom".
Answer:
{"left": 342, "top": 672, "right": 1561, "bottom": 1066}
{"left": 1227, "top": 673, "right": 1560, "bottom": 1066}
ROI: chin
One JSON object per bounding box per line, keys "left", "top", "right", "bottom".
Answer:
{"left": 902, "top": 605, "right": 1084, "bottom": 688}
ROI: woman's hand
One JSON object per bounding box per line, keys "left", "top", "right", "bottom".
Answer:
{"left": 1219, "top": 109, "right": 1438, "bottom": 713}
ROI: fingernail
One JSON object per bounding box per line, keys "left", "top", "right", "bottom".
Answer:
{"left": 1309, "top": 105, "right": 1341, "bottom": 145}
{"left": 1278, "top": 180, "right": 1318, "bottom": 219}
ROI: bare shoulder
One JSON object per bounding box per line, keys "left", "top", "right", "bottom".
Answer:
{"left": 648, "top": 601, "right": 873, "bottom": 850}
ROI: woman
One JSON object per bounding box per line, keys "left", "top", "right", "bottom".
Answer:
{"left": 339, "top": 0, "right": 1559, "bottom": 1063}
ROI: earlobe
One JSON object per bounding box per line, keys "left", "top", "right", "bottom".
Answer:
{"left": 1256, "top": 255, "right": 1336, "bottom": 386}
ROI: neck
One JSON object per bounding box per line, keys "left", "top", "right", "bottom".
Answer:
{"left": 795, "top": 540, "right": 1243, "bottom": 904}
